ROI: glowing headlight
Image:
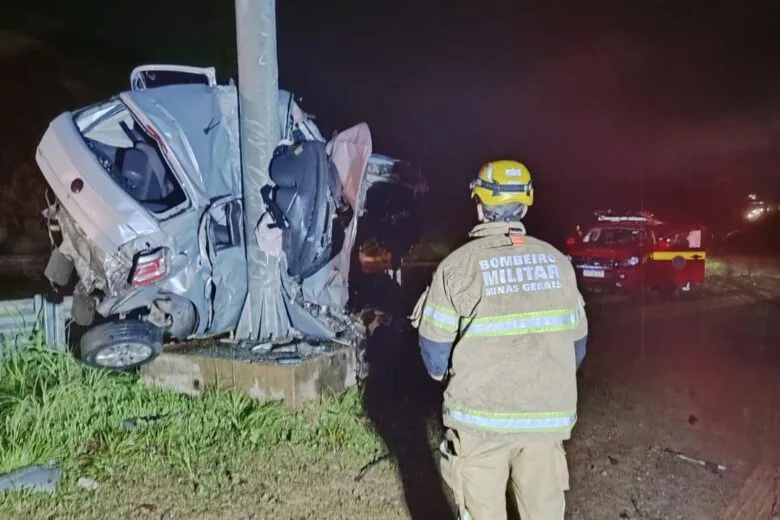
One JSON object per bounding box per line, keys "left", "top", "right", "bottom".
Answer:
{"left": 624, "top": 256, "right": 640, "bottom": 266}
{"left": 745, "top": 207, "right": 765, "bottom": 221}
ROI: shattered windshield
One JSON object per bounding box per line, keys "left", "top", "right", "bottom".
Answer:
{"left": 583, "top": 227, "right": 647, "bottom": 246}
{"left": 73, "top": 99, "right": 187, "bottom": 215}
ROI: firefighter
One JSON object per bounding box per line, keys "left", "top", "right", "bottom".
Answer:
{"left": 410, "top": 160, "right": 588, "bottom": 519}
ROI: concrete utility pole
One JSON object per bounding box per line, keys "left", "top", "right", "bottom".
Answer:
{"left": 234, "top": 0, "right": 286, "bottom": 341}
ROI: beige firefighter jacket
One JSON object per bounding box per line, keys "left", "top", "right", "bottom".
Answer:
{"left": 412, "top": 221, "right": 588, "bottom": 442}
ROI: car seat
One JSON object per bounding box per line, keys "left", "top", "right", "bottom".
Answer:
{"left": 120, "top": 143, "right": 173, "bottom": 202}
{"left": 267, "top": 139, "right": 343, "bottom": 281}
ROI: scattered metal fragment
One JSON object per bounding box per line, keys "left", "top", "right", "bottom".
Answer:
{"left": 77, "top": 477, "right": 100, "bottom": 491}
{"left": 121, "top": 411, "right": 184, "bottom": 431}
{"left": 0, "top": 462, "right": 61, "bottom": 493}
{"left": 355, "top": 444, "right": 440, "bottom": 482}
{"left": 276, "top": 356, "right": 302, "bottom": 365}
{"left": 251, "top": 342, "right": 274, "bottom": 353}
{"left": 653, "top": 445, "right": 727, "bottom": 473}
{"left": 631, "top": 496, "right": 645, "bottom": 517}
{"left": 354, "top": 452, "right": 391, "bottom": 482}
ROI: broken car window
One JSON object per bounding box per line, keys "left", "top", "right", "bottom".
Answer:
{"left": 209, "top": 200, "right": 243, "bottom": 252}
{"left": 73, "top": 99, "right": 187, "bottom": 214}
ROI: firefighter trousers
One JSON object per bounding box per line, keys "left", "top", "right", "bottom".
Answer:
{"left": 440, "top": 429, "right": 569, "bottom": 520}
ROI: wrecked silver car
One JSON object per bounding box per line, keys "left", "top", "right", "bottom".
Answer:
{"left": 37, "top": 64, "right": 411, "bottom": 370}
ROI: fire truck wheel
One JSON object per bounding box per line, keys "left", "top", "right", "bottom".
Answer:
{"left": 671, "top": 256, "right": 686, "bottom": 271}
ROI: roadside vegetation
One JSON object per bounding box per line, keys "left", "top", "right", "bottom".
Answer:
{"left": 0, "top": 345, "right": 385, "bottom": 519}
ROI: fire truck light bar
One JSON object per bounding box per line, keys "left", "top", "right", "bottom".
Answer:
{"left": 594, "top": 210, "right": 661, "bottom": 224}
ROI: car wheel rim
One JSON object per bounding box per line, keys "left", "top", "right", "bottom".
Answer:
{"left": 93, "top": 343, "right": 154, "bottom": 368}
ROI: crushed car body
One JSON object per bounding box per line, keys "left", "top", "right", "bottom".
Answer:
{"left": 565, "top": 210, "right": 708, "bottom": 294}
{"left": 36, "top": 64, "right": 417, "bottom": 370}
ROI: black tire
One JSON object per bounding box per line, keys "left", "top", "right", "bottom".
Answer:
{"left": 80, "top": 320, "right": 163, "bottom": 371}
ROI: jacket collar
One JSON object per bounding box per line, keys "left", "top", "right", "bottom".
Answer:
{"left": 468, "top": 221, "right": 526, "bottom": 238}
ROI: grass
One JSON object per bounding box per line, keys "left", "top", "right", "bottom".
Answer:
{"left": 706, "top": 255, "right": 780, "bottom": 284}
{"left": 0, "top": 346, "right": 384, "bottom": 517}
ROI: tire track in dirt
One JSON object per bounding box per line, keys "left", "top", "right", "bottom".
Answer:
{"left": 721, "top": 461, "right": 780, "bottom": 520}
{"left": 720, "top": 321, "right": 780, "bottom": 520}
{"left": 571, "top": 268, "right": 779, "bottom": 520}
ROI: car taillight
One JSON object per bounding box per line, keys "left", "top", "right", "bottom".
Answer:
{"left": 131, "top": 249, "right": 168, "bottom": 287}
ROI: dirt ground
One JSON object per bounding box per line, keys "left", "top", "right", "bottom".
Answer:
{"left": 566, "top": 266, "right": 780, "bottom": 519}
{"left": 343, "top": 257, "right": 780, "bottom": 520}
{"left": 1, "top": 260, "right": 777, "bottom": 520}
{"left": 136, "top": 256, "right": 780, "bottom": 520}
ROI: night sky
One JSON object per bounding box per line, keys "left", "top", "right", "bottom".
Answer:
{"left": 274, "top": 0, "right": 780, "bottom": 237}
{"left": 3, "top": 0, "right": 779, "bottom": 240}
{"left": 278, "top": 1, "right": 780, "bottom": 180}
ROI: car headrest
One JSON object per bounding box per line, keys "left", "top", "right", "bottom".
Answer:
{"left": 121, "top": 148, "right": 150, "bottom": 188}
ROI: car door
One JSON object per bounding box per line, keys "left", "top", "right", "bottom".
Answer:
{"left": 676, "top": 226, "right": 706, "bottom": 286}
{"left": 130, "top": 64, "right": 217, "bottom": 91}
{"left": 200, "top": 197, "right": 247, "bottom": 334}
{"left": 649, "top": 227, "right": 705, "bottom": 289}
{"left": 643, "top": 229, "right": 664, "bottom": 287}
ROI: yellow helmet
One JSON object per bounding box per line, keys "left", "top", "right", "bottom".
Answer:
{"left": 470, "top": 160, "right": 534, "bottom": 207}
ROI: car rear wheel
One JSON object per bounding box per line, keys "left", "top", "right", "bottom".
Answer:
{"left": 80, "top": 320, "right": 163, "bottom": 371}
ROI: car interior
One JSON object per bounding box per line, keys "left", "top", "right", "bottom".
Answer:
{"left": 76, "top": 101, "right": 187, "bottom": 214}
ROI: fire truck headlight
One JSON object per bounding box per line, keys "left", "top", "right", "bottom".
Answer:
{"left": 624, "top": 256, "right": 640, "bottom": 266}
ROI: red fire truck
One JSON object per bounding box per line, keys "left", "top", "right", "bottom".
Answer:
{"left": 565, "top": 210, "right": 708, "bottom": 294}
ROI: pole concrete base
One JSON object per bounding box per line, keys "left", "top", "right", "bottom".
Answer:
{"left": 140, "top": 345, "right": 358, "bottom": 408}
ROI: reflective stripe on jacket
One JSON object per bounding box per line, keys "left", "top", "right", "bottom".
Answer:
{"left": 416, "top": 221, "right": 588, "bottom": 441}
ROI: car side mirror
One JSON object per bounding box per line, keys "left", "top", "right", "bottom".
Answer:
{"left": 567, "top": 226, "right": 583, "bottom": 247}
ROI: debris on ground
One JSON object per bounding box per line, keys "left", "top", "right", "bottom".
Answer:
{"left": 354, "top": 452, "right": 392, "bottom": 482}
{"left": 0, "top": 462, "right": 61, "bottom": 493}
{"left": 121, "top": 411, "right": 184, "bottom": 432}
{"left": 77, "top": 477, "right": 100, "bottom": 492}
{"left": 179, "top": 339, "right": 346, "bottom": 364}
{"left": 654, "top": 446, "right": 727, "bottom": 474}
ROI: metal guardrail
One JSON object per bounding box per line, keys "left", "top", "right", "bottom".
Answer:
{"left": 0, "top": 295, "right": 72, "bottom": 356}
{"left": 0, "top": 254, "right": 47, "bottom": 276}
